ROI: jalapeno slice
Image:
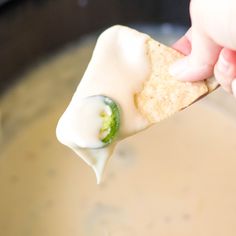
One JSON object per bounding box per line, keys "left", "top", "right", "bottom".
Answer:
{"left": 74, "top": 95, "right": 120, "bottom": 149}
{"left": 98, "top": 96, "right": 120, "bottom": 146}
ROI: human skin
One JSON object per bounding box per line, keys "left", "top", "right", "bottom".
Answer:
{"left": 170, "top": 0, "right": 236, "bottom": 96}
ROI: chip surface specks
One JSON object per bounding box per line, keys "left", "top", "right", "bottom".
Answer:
{"left": 136, "top": 39, "right": 216, "bottom": 124}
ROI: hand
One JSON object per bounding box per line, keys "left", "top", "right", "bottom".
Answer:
{"left": 170, "top": 0, "right": 236, "bottom": 96}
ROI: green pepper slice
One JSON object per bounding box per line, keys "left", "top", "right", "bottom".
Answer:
{"left": 98, "top": 96, "right": 120, "bottom": 146}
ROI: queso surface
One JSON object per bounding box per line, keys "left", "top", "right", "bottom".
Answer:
{"left": 1, "top": 26, "right": 236, "bottom": 236}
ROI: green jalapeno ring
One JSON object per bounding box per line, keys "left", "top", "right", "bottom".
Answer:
{"left": 99, "top": 96, "right": 120, "bottom": 146}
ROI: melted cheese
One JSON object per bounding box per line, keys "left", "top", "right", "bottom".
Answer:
{"left": 56, "top": 25, "right": 151, "bottom": 183}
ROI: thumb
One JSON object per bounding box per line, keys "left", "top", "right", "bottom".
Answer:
{"left": 170, "top": 28, "right": 221, "bottom": 81}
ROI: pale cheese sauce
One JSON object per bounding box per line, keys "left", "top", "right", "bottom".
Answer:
{"left": 57, "top": 97, "right": 105, "bottom": 149}
{"left": 3, "top": 28, "right": 236, "bottom": 235}
{"left": 56, "top": 25, "right": 151, "bottom": 183}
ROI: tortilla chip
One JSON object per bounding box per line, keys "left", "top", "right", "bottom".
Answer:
{"left": 206, "top": 76, "right": 219, "bottom": 92}
{"left": 136, "top": 39, "right": 217, "bottom": 124}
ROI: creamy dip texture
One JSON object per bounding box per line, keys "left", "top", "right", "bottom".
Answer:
{"left": 56, "top": 25, "right": 151, "bottom": 183}
{"left": 2, "top": 27, "right": 236, "bottom": 235}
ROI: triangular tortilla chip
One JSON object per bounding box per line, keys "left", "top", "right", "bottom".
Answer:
{"left": 136, "top": 39, "right": 218, "bottom": 123}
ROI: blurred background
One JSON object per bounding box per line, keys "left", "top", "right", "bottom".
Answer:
{"left": 0, "top": 0, "right": 190, "bottom": 92}
{"left": 1, "top": 1, "right": 236, "bottom": 236}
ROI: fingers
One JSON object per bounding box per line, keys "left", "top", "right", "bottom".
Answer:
{"left": 170, "top": 27, "right": 222, "bottom": 82}
{"left": 214, "top": 48, "right": 236, "bottom": 96}
{"left": 172, "top": 28, "right": 192, "bottom": 56}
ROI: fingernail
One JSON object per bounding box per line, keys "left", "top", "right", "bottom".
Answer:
{"left": 169, "top": 58, "right": 189, "bottom": 79}
{"left": 231, "top": 79, "right": 236, "bottom": 97}
{"left": 217, "top": 53, "right": 235, "bottom": 77}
